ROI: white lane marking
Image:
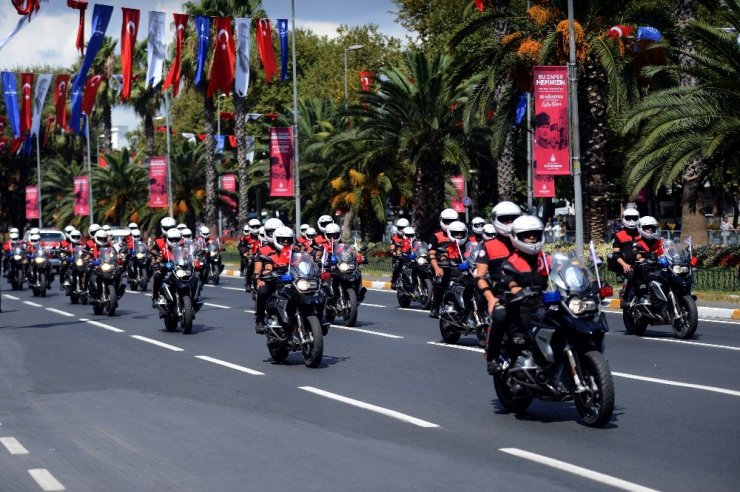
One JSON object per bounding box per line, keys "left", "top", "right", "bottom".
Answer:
{"left": 244, "top": 309, "right": 256, "bottom": 314}
{"left": 130, "top": 335, "right": 185, "bottom": 352}
{"left": 195, "top": 355, "right": 264, "bottom": 375}
{"left": 79, "top": 318, "right": 125, "bottom": 333}
{"left": 5, "top": 294, "right": 19, "bottom": 300}
{"left": 45, "top": 308, "right": 74, "bottom": 317}
{"left": 221, "top": 287, "right": 244, "bottom": 291}
{"left": 361, "top": 303, "right": 386, "bottom": 308}
{"left": 613, "top": 372, "right": 740, "bottom": 397}
{"left": 642, "top": 337, "right": 740, "bottom": 352}
{"left": 398, "top": 307, "right": 429, "bottom": 313}
{"left": 1, "top": 436, "right": 29, "bottom": 455}
{"left": 366, "top": 288, "right": 390, "bottom": 293}
{"left": 331, "top": 325, "right": 404, "bottom": 339}
{"left": 500, "top": 448, "right": 660, "bottom": 492}
{"left": 203, "top": 302, "right": 230, "bottom": 309}
{"left": 427, "top": 341, "right": 485, "bottom": 353}
{"left": 24, "top": 301, "right": 43, "bottom": 307}
{"left": 28, "top": 469, "right": 66, "bottom": 491}
{"left": 299, "top": 386, "right": 439, "bottom": 428}
{"left": 125, "top": 290, "right": 140, "bottom": 294}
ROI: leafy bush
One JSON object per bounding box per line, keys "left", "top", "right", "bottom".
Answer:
{"left": 693, "top": 245, "right": 740, "bottom": 268}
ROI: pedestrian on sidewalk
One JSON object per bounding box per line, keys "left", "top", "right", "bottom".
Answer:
{"left": 720, "top": 217, "right": 735, "bottom": 246}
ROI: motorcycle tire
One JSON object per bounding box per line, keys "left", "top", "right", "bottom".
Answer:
{"left": 138, "top": 269, "right": 149, "bottom": 292}
{"left": 13, "top": 268, "right": 24, "bottom": 290}
{"left": 672, "top": 295, "right": 698, "bottom": 339}
{"left": 439, "top": 318, "right": 461, "bottom": 344}
{"left": 268, "top": 342, "right": 290, "bottom": 363}
{"left": 70, "top": 293, "right": 79, "bottom": 304}
{"left": 93, "top": 300, "right": 104, "bottom": 315}
{"left": 574, "top": 350, "right": 615, "bottom": 428}
{"left": 397, "top": 289, "right": 411, "bottom": 308}
{"left": 164, "top": 317, "right": 178, "bottom": 332}
{"left": 181, "top": 296, "right": 194, "bottom": 334}
{"left": 302, "top": 315, "right": 324, "bottom": 368}
{"left": 493, "top": 372, "right": 533, "bottom": 414}
{"left": 623, "top": 309, "right": 647, "bottom": 336}
{"left": 342, "top": 288, "right": 358, "bottom": 327}
{"left": 105, "top": 283, "right": 118, "bottom": 317}
{"left": 420, "top": 278, "right": 433, "bottom": 310}
{"left": 210, "top": 266, "right": 220, "bottom": 286}
{"left": 129, "top": 282, "right": 139, "bottom": 292}
{"left": 39, "top": 273, "right": 47, "bottom": 298}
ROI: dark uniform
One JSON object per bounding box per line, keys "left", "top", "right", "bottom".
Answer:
{"left": 428, "top": 230, "right": 464, "bottom": 317}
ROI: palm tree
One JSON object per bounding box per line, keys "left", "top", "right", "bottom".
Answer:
{"left": 93, "top": 149, "right": 148, "bottom": 225}
{"left": 623, "top": 0, "right": 740, "bottom": 244}
{"left": 41, "top": 157, "right": 89, "bottom": 229}
{"left": 89, "top": 37, "right": 119, "bottom": 153}
{"left": 345, "top": 51, "right": 470, "bottom": 241}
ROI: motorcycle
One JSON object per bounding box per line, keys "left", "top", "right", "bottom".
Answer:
{"left": 66, "top": 246, "right": 89, "bottom": 305}
{"left": 156, "top": 245, "right": 202, "bottom": 334}
{"left": 396, "top": 241, "right": 433, "bottom": 309}
{"left": 127, "top": 240, "right": 150, "bottom": 291}
{"left": 438, "top": 241, "right": 490, "bottom": 346}
{"left": 90, "top": 247, "right": 124, "bottom": 316}
{"left": 323, "top": 242, "right": 366, "bottom": 327}
{"left": 262, "top": 250, "right": 325, "bottom": 368}
{"left": 27, "top": 246, "right": 51, "bottom": 297}
{"left": 199, "top": 239, "right": 223, "bottom": 286}
{"left": 491, "top": 252, "right": 615, "bottom": 427}
{"left": 622, "top": 240, "right": 698, "bottom": 339}
{"left": 7, "top": 245, "right": 27, "bottom": 290}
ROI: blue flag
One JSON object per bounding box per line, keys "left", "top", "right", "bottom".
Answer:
{"left": 278, "top": 19, "right": 289, "bottom": 82}
{"left": 215, "top": 135, "right": 225, "bottom": 154}
{"left": 69, "top": 4, "right": 113, "bottom": 136}
{"left": 637, "top": 26, "right": 661, "bottom": 43}
{"left": 1, "top": 72, "right": 21, "bottom": 138}
{"left": 194, "top": 16, "right": 211, "bottom": 88}
{"left": 514, "top": 92, "right": 528, "bottom": 126}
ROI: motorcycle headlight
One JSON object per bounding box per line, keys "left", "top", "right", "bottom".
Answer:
{"left": 34, "top": 257, "right": 45, "bottom": 264}
{"left": 295, "top": 278, "right": 318, "bottom": 292}
{"left": 416, "top": 257, "right": 427, "bottom": 265}
{"left": 672, "top": 265, "right": 689, "bottom": 274}
{"left": 101, "top": 263, "right": 113, "bottom": 272}
{"left": 210, "top": 251, "right": 218, "bottom": 257}
{"left": 568, "top": 297, "right": 597, "bottom": 315}
{"left": 75, "top": 259, "right": 83, "bottom": 266}
{"left": 338, "top": 262, "right": 352, "bottom": 272}
{"left": 136, "top": 253, "right": 145, "bottom": 259}
{"left": 13, "top": 254, "right": 21, "bottom": 261}
{"left": 175, "top": 268, "right": 189, "bottom": 279}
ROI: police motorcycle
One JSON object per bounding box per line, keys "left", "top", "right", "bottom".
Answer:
{"left": 396, "top": 241, "right": 433, "bottom": 309}
{"left": 7, "top": 244, "right": 27, "bottom": 290}
{"left": 622, "top": 240, "right": 698, "bottom": 339}
{"left": 439, "top": 241, "right": 491, "bottom": 346}
{"left": 492, "top": 252, "right": 615, "bottom": 428}
{"left": 89, "top": 247, "right": 125, "bottom": 316}
{"left": 322, "top": 241, "right": 367, "bottom": 327}
{"left": 66, "top": 245, "right": 89, "bottom": 304}
{"left": 199, "top": 239, "right": 223, "bottom": 286}
{"left": 156, "top": 243, "right": 203, "bottom": 334}
{"left": 27, "top": 246, "right": 52, "bottom": 297}
{"left": 127, "top": 240, "right": 150, "bottom": 291}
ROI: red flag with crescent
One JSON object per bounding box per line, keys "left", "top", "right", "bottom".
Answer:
{"left": 11, "top": 0, "right": 41, "bottom": 16}
{"left": 20, "top": 73, "right": 34, "bottom": 137}
{"left": 164, "top": 13, "right": 189, "bottom": 97}
{"left": 54, "top": 74, "right": 70, "bottom": 131}
{"left": 256, "top": 19, "right": 277, "bottom": 84}
{"left": 120, "top": 8, "right": 139, "bottom": 100}
{"left": 359, "top": 71, "right": 374, "bottom": 92}
{"left": 207, "top": 17, "right": 236, "bottom": 99}
{"left": 67, "top": 1, "right": 88, "bottom": 55}
{"left": 82, "top": 74, "right": 104, "bottom": 115}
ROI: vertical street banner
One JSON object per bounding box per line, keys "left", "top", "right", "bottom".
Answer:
{"left": 25, "top": 186, "right": 38, "bottom": 219}
{"left": 148, "top": 156, "right": 168, "bottom": 208}
{"left": 268, "top": 127, "right": 293, "bottom": 197}
{"left": 449, "top": 175, "right": 465, "bottom": 213}
{"left": 533, "top": 173, "right": 556, "bottom": 198}
{"left": 277, "top": 19, "right": 289, "bottom": 81}
{"left": 220, "top": 173, "right": 237, "bottom": 211}
{"left": 73, "top": 176, "right": 89, "bottom": 216}
{"left": 533, "top": 66, "right": 570, "bottom": 175}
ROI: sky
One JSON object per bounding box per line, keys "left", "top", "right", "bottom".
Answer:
{"left": 0, "top": 0, "right": 409, "bottom": 140}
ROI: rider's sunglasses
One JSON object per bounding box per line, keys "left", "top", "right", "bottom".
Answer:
{"left": 624, "top": 215, "right": 639, "bottom": 221}
{"left": 642, "top": 226, "right": 656, "bottom": 232}
{"left": 406, "top": 234, "right": 415, "bottom": 239}
{"left": 451, "top": 231, "right": 466, "bottom": 239}
{"left": 441, "top": 218, "right": 455, "bottom": 225}
{"left": 472, "top": 221, "right": 485, "bottom": 228}
{"left": 497, "top": 215, "right": 518, "bottom": 224}
{"left": 327, "top": 233, "right": 340, "bottom": 240}
{"left": 278, "top": 237, "right": 294, "bottom": 245}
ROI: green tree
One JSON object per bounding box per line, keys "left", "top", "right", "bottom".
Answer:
{"left": 93, "top": 149, "right": 148, "bottom": 226}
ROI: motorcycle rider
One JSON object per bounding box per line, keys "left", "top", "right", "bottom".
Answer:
{"left": 629, "top": 216, "right": 665, "bottom": 304}
{"left": 428, "top": 208, "right": 461, "bottom": 318}
{"left": 390, "top": 218, "right": 410, "bottom": 289}
{"left": 252, "top": 218, "right": 284, "bottom": 334}
{"left": 2, "top": 228, "right": 21, "bottom": 273}
{"left": 296, "top": 224, "right": 311, "bottom": 249}
{"left": 238, "top": 219, "right": 261, "bottom": 277}
{"left": 150, "top": 217, "right": 178, "bottom": 307}
{"left": 86, "top": 224, "right": 102, "bottom": 249}
{"left": 314, "top": 214, "right": 335, "bottom": 250}
{"left": 484, "top": 215, "right": 548, "bottom": 375}
{"left": 58, "top": 227, "right": 78, "bottom": 289}
{"left": 150, "top": 228, "right": 192, "bottom": 309}
{"left": 305, "top": 227, "right": 319, "bottom": 248}
{"left": 181, "top": 228, "right": 193, "bottom": 241}
{"left": 469, "top": 216, "right": 486, "bottom": 243}
{"left": 429, "top": 214, "right": 469, "bottom": 318}
{"left": 611, "top": 207, "right": 641, "bottom": 302}
{"left": 482, "top": 223, "right": 496, "bottom": 241}
{"left": 88, "top": 229, "right": 126, "bottom": 300}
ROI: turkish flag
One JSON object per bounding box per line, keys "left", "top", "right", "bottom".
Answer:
{"left": 120, "top": 8, "right": 139, "bottom": 100}
{"left": 256, "top": 19, "right": 277, "bottom": 83}
{"left": 608, "top": 25, "right": 634, "bottom": 38}
{"left": 359, "top": 71, "right": 374, "bottom": 92}
{"left": 228, "top": 135, "right": 237, "bottom": 148}
{"left": 20, "top": 73, "right": 33, "bottom": 137}
{"left": 82, "top": 74, "right": 104, "bottom": 115}
{"left": 54, "top": 74, "right": 70, "bottom": 131}
{"left": 207, "top": 17, "right": 235, "bottom": 98}
{"left": 475, "top": 0, "right": 488, "bottom": 12}
{"left": 67, "top": 1, "right": 88, "bottom": 55}
{"left": 163, "top": 13, "right": 188, "bottom": 97}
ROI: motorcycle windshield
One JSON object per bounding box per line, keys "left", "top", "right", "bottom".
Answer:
{"left": 549, "top": 252, "right": 593, "bottom": 294}
{"left": 171, "top": 246, "right": 193, "bottom": 267}
{"left": 34, "top": 247, "right": 49, "bottom": 259}
{"left": 463, "top": 241, "right": 482, "bottom": 261}
{"left": 412, "top": 241, "right": 429, "bottom": 256}
{"left": 208, "top": 239, "right": 220, "bottom": 254}
{"left": 662, "top": 241, "right": 690, "bottom": 265}
{"left": 135, "top": 241, "right": 148, "bottom": 255}
{"left": 98, "top": 247, "right": 116, "bottom": 264}
{"left": 181, "top": 239, "right": 199, "bottom": 258}
{"left": 334, "top": 243, "right": 356, "bottom": 266}
{"left": 73, "top": 246, "right": 85, "bottom": 259}
{"left": 13, "top": 245, "right": 26, "bottom": 256}
{"left": 290, "top": 251, "right": 319, "bottom": 278}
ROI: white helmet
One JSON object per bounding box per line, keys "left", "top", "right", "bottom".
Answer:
{"left": 128, "top": 222, "right": 138, "bottom": 230}
{"left": 638, "top": 216, "right": 659, "bottom": 240}
{"left": 492, "top": 201, "right": 522, "bottom": 237}
{"left": 166, "top": 228, "right": 182, "bottom": 247}
{"left": 325, "top": 222, "right": 341, "bottom": 241}
{"left": 102, "top": 224, "right": 112, "bottom": 236}
{"left": 470, "top": 216, "right": 485, "bottom": 235}
{"left": 94, "top": 229, "right": 109, "bottom": 247}
{"left": 242, "top": 224, "right": 250, "bottom": 235}
{"left": 402, "top": 226, "right": 415, "bottom": 240}
{"left": 273, "top": 226, "right": 295, "bottom": 251}
{"left": 317, "top": 215, "right": 334, "bottom": 233}
{"left": 176, "top": 223, "right": 186, "bottom": 231}
{"left": 9, "top": 227, "right": 19, "bottom": 235}
{"left": 258, "top": 226, "right": 266, "bottom": 242}
{"left": 64, "top": 225, "right": 75, "bottom": 240}
{"left": 622, "top": 207, "right": 640, "bottom": 230}
{"left": 130, "top": 229, "right": 141, "bottom": 239}
{"left": 396, "top": 218, "right": 410, "bottom": 230}
{"left": 263, "top": 218, "right": 284, "bottom": 243}
{"left": 160, "top": 217, "right": 176, "bottom": 236}
{"left": 439, "top": 208, "right": 459, "bottom": 232}
{"left": 29, "top": 227, "right": 40, "bottom": 235}
{"left": 69, "top": 229, "right": 82, "bottom": 244}
{"left": 510, "top": 216, "right": 545, "bottom": 255}
{"left": 9, "top": 231, "right": 20, "bottom": 241}
{"left": 482, "top": 223, "right": 496, "bottom": 240}
{"left": 249, "top": 219, "right": 262, "bottom": 235}
{"left": 181, "top": 228, "right": 193, "bottom": 239}
{"left": 299, "top": 223, "right": 310, "bottom": 236}
{"left": 199, "top": 225, "right": 210, "bottom": 238}
{"left": 29, "top": 233, "right": 41, "bottom": 245}
{"left": 447, "top": 220, "right": 468, "bottom": 246}
{"left": 88, "top": 223, "right": 101, "bottom": 237}
{"left": 305, "top": 227, "right": 317, "bottom": 240}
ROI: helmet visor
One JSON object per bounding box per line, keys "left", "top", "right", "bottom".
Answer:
{"left": 450, "top": 230, "right": 467, "bottom": 240}
{"left": 326, "top": 232, "right": 340, "bottom": 240}
{"left": 496, "top": 214, "right": 519, "bottom": 224}
{"left": 441, "top": 218, "right": 455, "bottom": 226}
{"left": 517, "top": 230, "right": 543, "bottom": 243}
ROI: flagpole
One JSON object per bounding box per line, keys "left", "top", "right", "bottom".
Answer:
{"left": 291, "top": 0, "right": 301, "bottom": 230}
{"left": 84, "top": 112, "right": 94, "bottom": 224}
{"left": 567, "top": 0, "right": 584, "bottom": 259}
{"left": 35, "top": 134, "right": 42, "bottom": 227}
{"left": 164, "top": 90, "right": 174, "bottom": 217}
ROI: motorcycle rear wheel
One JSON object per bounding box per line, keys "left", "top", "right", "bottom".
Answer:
{"left": 574, "top": 350, "right": 615, "bottom": 428}
{"left": 623, "top": 309, "right": 647, "bottom": 336}
{"left": 138, "top": 269, "right": 148, "bottom": 291}
{"left": 181, "top": 295, "right": 194, "bottom": 334}
{"left": 268, "top": 342, "right": 290, "bottom": 363}
{"left": 439, "top": 318, "right": 461, "bottom": 344}
{"left": 39, "top": 273, "right": 47, "bottom": 297}
{"left": 493, "top": 373, "right": 533, "bottom": 414}
{"left": 13, "top": 268, "right": 23, "bottom": 290}
{"left": 210, "top": 265, "right": 220, "bottom": 285}
{"left": 302, "top": 315, "right": 324, "bottom": 368}
{"left": 672, "top": 295, "right": 698, "bottom": 339}
{"left": 70, "top": 293, "right": 79, "bottom": 304}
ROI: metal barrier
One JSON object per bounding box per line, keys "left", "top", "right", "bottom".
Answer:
{"left": 598, "top": 265, "right": 739, "bottom": 292}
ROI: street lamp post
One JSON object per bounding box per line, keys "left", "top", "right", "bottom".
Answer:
{"left": 83, "top": 113, "right": 94, "bottom": 225}
{"left": 217, "top": 93, "right": 226, "bottom": 237}
{"left": 292, "top": 0, "right": 302, "bottom": 229}
{"left": 567, "top": 0, "right": 584, "bottom": 258}
{"left": 155, "top": 92, "right": 174, "bottom": 217}
{"left": 343, "top": 44, "right": 364, "bottom": 104}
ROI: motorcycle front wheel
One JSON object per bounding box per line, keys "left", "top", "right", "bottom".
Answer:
{"left": 396, "top": 288, "right": 411, "bottom": 308}
{"left": 181, "top": 295, "right": 194, "bottom": 334}
{"left": 105, "top": 283, "right": 118, "bottom": 316}
{"left": 268, "top": 341, "right": 290, "bottom": 363}
{"left": 574, "top": 350, "right": 615, "bottom": 428}
{"left": 39, "top": 272, "right": 47, "bottom": 297}
{"left": 673, "top": 295, "right": 698, "bottom": 339}
{"left": 302, "top": 315, "right": 324, "bottom": 368}
{"left": 13, "top": 268, "right": 24, "bottom": 290}
{"left": 138, "top": 269, "right": 149, "bottom": 291}
{"left": 439, "top": 318, "right": 461, "bottom": 344}
{"left": 209, "top": 265, "right": 220, "bottom": 285}
{"left": 342, "top": 288, "right": 358, "bottom": 327}
{"left": 420, "top": 278, "right": 433, "bottom": 310}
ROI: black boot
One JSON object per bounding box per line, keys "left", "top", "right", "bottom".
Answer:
{"left": 255, "top": 319, "right": 266, "bottom": 334}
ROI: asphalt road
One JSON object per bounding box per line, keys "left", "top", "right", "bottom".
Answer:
{"left": 1, "top": 276, "right": 739, "bottom": 492}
